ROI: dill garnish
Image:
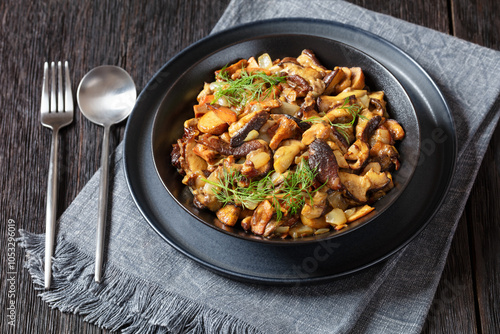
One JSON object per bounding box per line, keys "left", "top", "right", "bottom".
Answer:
{"left": 203, "top": 161, "right": 319, "bottom": 221}
{"left": 213, "top": 68, "right": 286, "bottom": 107}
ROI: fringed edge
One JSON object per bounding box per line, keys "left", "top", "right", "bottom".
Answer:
{"left": 18, "top": 230, "right": 262, "bottom": 334}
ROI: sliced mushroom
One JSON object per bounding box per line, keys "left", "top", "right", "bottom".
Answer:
{"left": 370, "top": 141, "right": 401, "bottom": 171}
{"left": 345, "top": 139, "right": 370, "bottom": 170}
{"left": 199, "top": 134, "right": 268, "bottom": 158}
{"left": 384, "top": 119, "right": 405, "bottom": 141}
{"left": 251, "top": 200, "right": 274, "bottom": 235}
{"left": 301, "top": 122, "right": 332, "bottom": 146}
{"left": 281, "top": 61, "right": 325, "bottom": 98}
{"left": 349, "top": 67, "right": 365, "bottom": 90}
{"left": 192, "top": 143, "right": 220, "bottom": 164}
{"left": 229, "top": 110, "right": 269, "bottom": 147}
{"left": 297, "top": 95, "right": 319, "bottom": 119}
{"left": 301, "top": 190, "right": 329, "bottom": 219}
{"left": 339, "top": 168, "right": 391, "bottom": 203}
{"left": 287, "top": 74, "right": 311, "bottom": 97}
{"left": 369, "top": 125, "right": 394, "bottom": 147}
{"left": 296, "top": 49, "right": 327, "bottom": 74}
{"left": 357, "top": 114, "right": 383, "bottom": 143}
{"left": 308, "top": 139, "right": 342, "bottom": 190}
{"left": 323, "top": 68, "right": 345, "bottom": 95}
{"left": 269, "top": 115, "right": 301, "bottom": 150}
{"left": 193, "top": 167, "right": 223, "bottom": 212}
{"left": 334, "top": 67, "right": 352, "bottom": 94}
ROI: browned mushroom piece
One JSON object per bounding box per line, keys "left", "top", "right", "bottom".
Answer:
{"left": 323, "top": 105, "right": 355, "bottom": 125}
{"left": 349, "top": 67, "right": 366, "bottom": 90}
{"left": 384, "top": 119, "right": 405, "bottom": 141}
{"left": 323, "top": 68, "right": 345, "bottom": 95}
{"left": 297, "top": 95, "right": 319, "bottom": 119}
{"left": 339, "top": 168, "right": 391, "bottom": 203}
{"left": 317, "top": 94, "right": 344, "bottom": 113}
{"left": 251, "top": 200, "right": 274, "bottom": 235}
{"left": 331, "top": 127, "right": 350, "bottom": 153}
{"left": 283, "top": 114, "right": 311, "bottom": 132}
{"left": 358, "top": 114, "right": 383, "bottom": 143}
{"left": 229, "top": 110, "right": 270, "bottom": 147}
{"left": 269, "top": 115, "right": 301, "bottom": 150}
{"left": 370, "top": 141, "right": 401, "bottom": 171}
{"left": 369, "top": 125, "right": 394, "bottom": 147}
{"left": 345, "top": 139, "right": 370, "bottom": 170}
{"left": 334, "top": 67, "right": 352, "bottom": 94}
{"left": 192, "top": 143, "right": 220, "bottom": 164}
{"left": 296, "top": 49, "right": 327, "bottom": 73}
{"left": 301, "top": 190, "right": 329, "bottom": 219}
{"left": 281, "top": 60, "right": 325, "bottom": 98}
{"left": 216, "top": 204, "right": 242, "bottom": 226}
{"left": 369, "top": 97, "right": 388, "bottom": 118}
{"left": 301, "top": 122, "right": 332, "bottom": 146}
{"left": 308, "top": 138, "right": 342, "bottom": 190}
{"left": 286, "top": 74, "right": 311, "bottom": 97}
{"left": 199, "top": 134, "right": 268, "bottom": 158}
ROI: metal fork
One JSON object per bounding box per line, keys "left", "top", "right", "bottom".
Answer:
{"left": 40, "top": 61, "right": 74, "bottom": 289}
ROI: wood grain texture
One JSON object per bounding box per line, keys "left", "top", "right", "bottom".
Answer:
{"left": 0, "top": 0, "right": 498, "bottom": 333}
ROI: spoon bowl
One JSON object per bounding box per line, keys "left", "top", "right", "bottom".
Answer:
{"left": 77, "top": 66, "right": 136, "bottom": 126}
{"left": 77, "top": 65, "right": 136, "bottom": 282}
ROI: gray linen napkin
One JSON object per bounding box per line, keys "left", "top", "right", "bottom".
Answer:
{"left": 20, "top": 0, "right": 500, "bottom": 333}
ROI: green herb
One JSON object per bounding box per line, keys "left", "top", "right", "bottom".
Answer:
{"left": 303, "top": 96, "right": 367, "bottom": 143}
{"left": 203, "top": 161, "right": 319, "bottom": 221}
{"left": 272, "top": 160, "right": 320, "bottom": 221}
{"left": 213, "top": 68, "right": 286, "bottom": 107}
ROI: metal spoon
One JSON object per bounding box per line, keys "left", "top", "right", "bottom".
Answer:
{"left": 77, "top": 65, "right": 136, "bottom": 282}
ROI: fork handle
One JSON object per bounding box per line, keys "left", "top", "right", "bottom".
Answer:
{"left": 44, "top": 127, "right": 60, "bottom": 289}
{"left": 95, "top": 124, "right": 111, "bottom": 282}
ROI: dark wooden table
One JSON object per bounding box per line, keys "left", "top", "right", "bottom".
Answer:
{"left": 1, "top": 1, "right": 498, "bottom": 333}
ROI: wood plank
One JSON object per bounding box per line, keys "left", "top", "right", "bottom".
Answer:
{"left": 465, "top": 126, "right": 500, "bottom": 334}
{"left": 421, "top": 215, "right": 478, "bottom": 334}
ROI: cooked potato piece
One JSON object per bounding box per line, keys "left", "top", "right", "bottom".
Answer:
{"left": 197, "top": 110, "right": 228, "bottom": 135}
{"left": 216, "top": 204, "right": 241, "bottom": 226}
{"left": 300, "top": 215, "right": 329, "bottom": 229}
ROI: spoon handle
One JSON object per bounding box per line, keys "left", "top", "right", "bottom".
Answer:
{"left": 95, "top": 124, "right": 111, "bottom": 282}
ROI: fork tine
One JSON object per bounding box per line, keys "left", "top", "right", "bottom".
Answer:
{"left": 50, "top": 62, "right": 56, "bottom": 113}
{"left": 64, "top": 61, "right": 74, "bottom": 113}
{"left": 41, "top": 62, "right": 49, "bottom": 115}
{"left": 57, "top": 61, "right": 63, "bottom": 112}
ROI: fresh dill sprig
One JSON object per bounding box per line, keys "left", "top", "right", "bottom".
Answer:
{"left": 203, "top": 162, "right": 319, "bottom": 222}
{"left": 213, "top": 68, "right": 286, "bottom": 107}
{"left": 272, "top": 161, "right": 319, "bottom": 221}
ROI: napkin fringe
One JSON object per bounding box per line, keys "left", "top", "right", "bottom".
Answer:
{"left": 18, "top": 230, "right": 262, "bottom": 334}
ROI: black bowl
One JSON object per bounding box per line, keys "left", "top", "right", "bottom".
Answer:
{"left": 151, "top": 34, "right": 420, "bottom": 244}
